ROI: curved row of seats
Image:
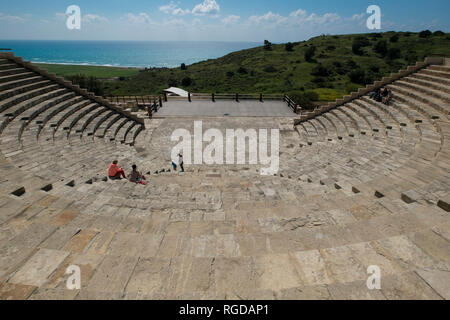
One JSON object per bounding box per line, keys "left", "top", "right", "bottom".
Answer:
{"left": 292, "top": 63, "right": 449, "bottom": 209}
{"left": 0, "top": 57, "right": 145, "bottom": 193}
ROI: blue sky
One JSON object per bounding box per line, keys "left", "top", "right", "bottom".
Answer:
{"left": 0, "top": 0, "right": 448, "bottom": 41}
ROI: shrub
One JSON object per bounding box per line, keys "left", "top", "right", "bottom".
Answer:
{"left": 352, "top": 38, "right": 370, "bottom": 55}
{"left": 390, "top": 34, "right": 400, "bottom": 43}
{"left": 370, "top": 33, "right": 383, "bottom": 39}
{"left": 326, "top": 45, "right": 336, "bottom": 51}
{"left": 304, "top": 46, "right": 316, "bottom": 62}
{"left": 68, "top": 75, "right": 104, "bottom": 96}
{"left": 288, "top": 91, "right": 317, "bottom": 110}
{"left": 369, "top": 65, "right": 380, "bottom": 73}
{"left": 386, "top": 47, "right": 401, "bottom": 60}
{"left": 373, "top": 40, "right": 388, "bottom": 57}
{"left": 433, "top": 30, "right": 445, "bottom": 36}
{"left": 168, "top": 78, "right": 178, "bottom": 87}
{"left": 181, "top": 63, "right": 187, "bottom": 70}
{"left": 263, "top": 65, "right": 277, "bottom": 73}
{"left": 405, "top": 52, "right": 418, "bottom": 64}
{"left": 181, "top": 77, "right": 192, "bottom": 87}
{"left": 226, "top": 71, "right": 234, "bottom": 77}
{"left": 419, "top": 30, "right": 432, "bottom": 38}
{"left": 285, "top": 42, "right": 294, "bottom": 52}
{"left": 311, "top": 64, "right": 331, "bottom": 77}
{"left": 264, "top": 40, "right": 272, "bottom": 51}
{"left": 237, "top": 66, "right": 248, "bottom": 74}
{"left": 349, "top": 68, "right": 366, "bottom": 84}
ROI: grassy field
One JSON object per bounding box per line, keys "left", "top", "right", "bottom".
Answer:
{"left": 37, "top": 31, "right": 450, "bottom": 102}
{"left": 35, "top": 63, "right": 140, "bottom": 78}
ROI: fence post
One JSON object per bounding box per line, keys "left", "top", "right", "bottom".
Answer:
{"left": 188, "top": 92, "right": 191, "bottom": 102}
{"left": 212, "top": 93, "right": 215, "bottom": 102}
{"left": 236, "top": 93, "right": 239, "bottom": 102}
{"left": 164, "top": 92, "right": 168, "bottom": 102}
{"left": 260, "top": 93, "right": 263, "bottom": 102}
{"left": 159, "top": 96, "right": 163, "bottom": 108}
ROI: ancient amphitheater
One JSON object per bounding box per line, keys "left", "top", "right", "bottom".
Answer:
{"left": 0, "top": 52, "right": 449, "bottom": 300}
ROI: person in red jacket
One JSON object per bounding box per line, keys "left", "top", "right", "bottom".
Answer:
{"left": 108, "top": 160, "right": 126, "bottom": 180}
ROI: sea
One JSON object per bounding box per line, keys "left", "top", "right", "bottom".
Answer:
{"left": 0, "top": 40, "right": 260, "bottom": 68}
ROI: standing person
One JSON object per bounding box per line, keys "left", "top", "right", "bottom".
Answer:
{"left": 178, "top": 153, "right": 184, "bottom": 172}
{"left": 129, "top": 164, "right": 146, "bottom": 185}
{"left": 108, "top": 160, "right": 127, "bottom": 180}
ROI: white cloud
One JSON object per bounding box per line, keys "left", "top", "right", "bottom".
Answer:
{"left": 351, "top": 13, "right": 365, "bottom": 21}
{"left": 248, "top": 9, "right": 341, "bottom": 28}
{"left": 172, "top": 8, "right": 191, "bottom": 16}
{"left": 249, "top": 12, "right": 286, "bottom": 25}
{"left": 83, "top": 14, "right": 108, "bottom": 24}
{"left": 0, "top": 12, "right": 28, "bottom": 23}
{"left": 290, "top": 9, "right": 307, "bottom": 18}
{"left": 192, "top": 0, "right": 220, "bottom": 16}
{"left": 160, "top": 2, "right": 190, "bottom": 16}
{"left": 222, "top": 15, "right": 240, "bottom": 25}
{"left": 159, "top": 2, "right": 178, "bottom": 14}
{"left": 123, "top": 12, "right": 152, "bottom": 24}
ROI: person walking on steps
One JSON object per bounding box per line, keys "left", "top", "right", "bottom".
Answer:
{"left": 178, "top": 153, "right": 184, "bottom": 172}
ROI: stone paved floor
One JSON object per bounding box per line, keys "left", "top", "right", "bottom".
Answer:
{"left": 156, "top": 100, "right": 297, "bottom": 117}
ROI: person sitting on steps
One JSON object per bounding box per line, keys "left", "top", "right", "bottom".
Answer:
{"left": 108, "top": 160, "right": 127, "bottom": 180}
{"left": 382, "top": 88, "right": 392, "bottom": 105}
{"left": 129, "top": 164, "right": 146, "bottom": 185}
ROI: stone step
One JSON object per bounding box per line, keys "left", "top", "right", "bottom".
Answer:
{"left": 428, "top": 65, "right": 450, "bottom": 73}
{"left": 0, "top": 67, "right": 28, "bottom": 77}
{"left": 0, "top": 75, "right": 45, "bottom": 92}
{"left": 0, "top": 80, "right": 52, "bottom": 101}
{"left": 0, "top": 71, "right": 36, "bottom": 84}
{"left": 421, "top": 68, "right": 450, "bottom": 80}
{"left": 0, "top": 84, "right": 62, "bottom": 113}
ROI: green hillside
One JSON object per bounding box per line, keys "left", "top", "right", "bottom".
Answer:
{"left": 67, "top": 31, "right": 450, "bottom": 103}
{"left": 36, "top": 63, "right": 140, "bottom": 78}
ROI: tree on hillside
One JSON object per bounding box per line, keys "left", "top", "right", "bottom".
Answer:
{"left": 285, "top": 42, "right": 294, "bottom": 52}
{"left": 419, "top": 30, "right": 432, "bottom": 38}
{"left": 349, "top": 68, "right": 366, "bottom": 84}
{"left": 304, "top": 45, "right": 316, "bottom": 62}
{"left": 433, "top": 30, "right": 445, "bottom": 36}
{"left": 311, "top": 64, "right": 331, "bottom": 77}
{"left": 237, "top": 66, "right": 248, "bottom": 74}
{"left": 181, "top": 63, "right": 187, "bottom": 70}
{"left": 181, "top": 77, "right": 192, "bottom": 87}
{"left": 352, "top": 37, "right": 370, "bottom": 55}
{"left": 373, "top": 40, "right": 388, "bottom": 57}
{"left": 390, "top": 34, "right": 400, "bottom": 43}
{"left": 386, "top": 48, "right": 401, "bottom": 60}
{"left": 264, "top": 40, "right": 272, "bottom": 51}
